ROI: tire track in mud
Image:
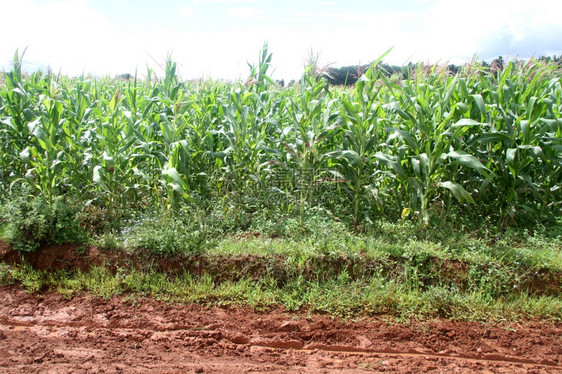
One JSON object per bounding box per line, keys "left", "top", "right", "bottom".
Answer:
{"left": 1, "top": 316, "right": 561, "bottom": 370}
{"left": 1, "top": 287, "right": 561, "bottom": 373}
{"left": 253, "top": 343, "right": 562, "bottom": 369}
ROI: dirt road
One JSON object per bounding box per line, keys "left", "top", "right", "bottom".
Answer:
{"left": 0, "top": 286, "right": 560, "bottom": 373}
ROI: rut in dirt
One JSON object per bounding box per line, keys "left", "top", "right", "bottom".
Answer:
{"left": 1, "top": 286, "right": 561, "bottom": 373}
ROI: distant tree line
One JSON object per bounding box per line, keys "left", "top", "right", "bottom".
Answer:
{"left": 325, "top": 55, "right": 562, "bottom": 86}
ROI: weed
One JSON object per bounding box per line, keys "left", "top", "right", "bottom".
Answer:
{"left": 0, "top": 194, "right": 87, "bottom": 252}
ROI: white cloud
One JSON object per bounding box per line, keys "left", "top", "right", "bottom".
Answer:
{"left": 222, "top": 7, "right": 264, "bottom": 18}
{"left": 1, "top": 0, "right": 560, "bottom": 81}
{"left": 179, "top": 6, "right": 194, "bottom": 16}
{"left": 0, "top": 0, "right": 123, "bottom": 73}
{"left": 310, "top": 0, "right": 562, "bottom": 66}
{"left": 397, "top": 0, "right": 562, "bottom": 62}
{"left": 193, "top": 0, "right": 254, "bottom": 4}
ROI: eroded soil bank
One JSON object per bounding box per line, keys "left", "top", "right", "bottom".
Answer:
{"left": 0, "top": 286, "right": 560, "bottom": 373}
{"left": 1, "top": 241, "right": 560, "bottom": 297}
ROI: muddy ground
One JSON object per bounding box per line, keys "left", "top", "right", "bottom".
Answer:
{"left": 0, "top": 286, "right": 560, "bottom": 373}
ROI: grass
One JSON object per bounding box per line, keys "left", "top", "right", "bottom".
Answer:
{"left": 1, "top": 263, "right": 560, "bottom": 322}
{"left": 1, "top": 217, "right": 560, "bottom": 322}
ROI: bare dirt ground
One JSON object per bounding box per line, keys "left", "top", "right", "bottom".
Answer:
{"left": 0, "top": 286, "right": 560, "bottom": 373}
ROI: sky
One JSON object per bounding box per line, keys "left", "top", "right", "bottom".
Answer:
{"left": 1, "top": 0, "right": 561, "bottom": 81}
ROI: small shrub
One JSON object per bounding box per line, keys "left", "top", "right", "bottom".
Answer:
{"left": 0, "top": 195, "right": 87, "bottom": 252}
{"left": 121, "top": 213, "right": 206, "bottom": 255}
{"left": 250, "top": 206, "right": 348, "bottom": 240}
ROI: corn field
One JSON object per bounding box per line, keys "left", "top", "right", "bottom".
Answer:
{"left": 1, "top": 47, "right": 561, "bottom": 228}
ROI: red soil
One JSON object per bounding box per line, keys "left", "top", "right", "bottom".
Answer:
{"left": 0, "top": 286, "right": 560, "bottom": 373}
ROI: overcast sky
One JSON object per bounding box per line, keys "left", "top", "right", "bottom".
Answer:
{"left": 1, "top": 0, "right": 561, "bottom": 80}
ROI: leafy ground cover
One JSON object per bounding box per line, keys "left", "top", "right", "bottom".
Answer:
{"left": 1, "top": 213, "right": 560, "bottom": 321}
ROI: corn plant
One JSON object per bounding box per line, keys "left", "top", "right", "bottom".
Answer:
{"left": 326, "top": 52, "right": 393, "bottom": 227}
{"left": 379, "top": 66, "right": 489, "bottom": 225}
{"left": 0, "top": 48, "right": 560, "bottom": 230}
